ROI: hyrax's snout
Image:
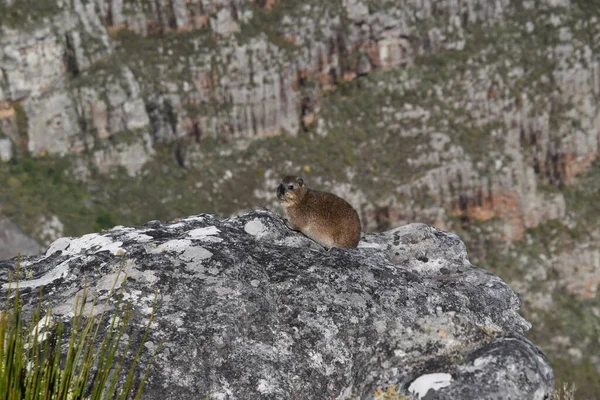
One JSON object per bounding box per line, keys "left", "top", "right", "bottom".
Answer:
{"left": 277, "top": 183, "right": 285, "bottom": 198}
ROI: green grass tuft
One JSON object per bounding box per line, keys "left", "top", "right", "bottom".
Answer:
{"left": 0, "top": 261, "right": 160, "bottom": 399}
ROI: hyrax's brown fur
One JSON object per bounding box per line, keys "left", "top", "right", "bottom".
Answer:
{"left": 276, "top": 175, "right": 361, "bottom": 248}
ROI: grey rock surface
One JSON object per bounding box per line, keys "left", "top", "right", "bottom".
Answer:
{"left": 0, "top": 218, "right": 41, "bottom": 260}
{"left": 1, "top": 209, "right": 554, "bottom": 399}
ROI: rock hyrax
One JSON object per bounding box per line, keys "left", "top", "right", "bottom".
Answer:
{"left": 276, "top": 175, "right": 361, "bottom": 248}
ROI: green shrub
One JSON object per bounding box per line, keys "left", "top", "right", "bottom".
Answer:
{"left": 95, "top": 212, "right": 116, "bottom": 231}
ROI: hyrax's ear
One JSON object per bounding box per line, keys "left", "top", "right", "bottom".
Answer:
{"left": 297, "top": 178, "right": 304, "bottom": 187}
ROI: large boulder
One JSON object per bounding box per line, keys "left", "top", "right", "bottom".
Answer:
{"left": 0, "top": 209, "right": 554, "bottom": 399}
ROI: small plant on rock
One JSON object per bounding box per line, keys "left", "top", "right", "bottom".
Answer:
{"left": 0, "top": 264, "right": 159, "bottom": 399}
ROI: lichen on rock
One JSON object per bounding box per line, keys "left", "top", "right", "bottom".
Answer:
{"left": 1, "top": 209, "right": 554, "bottom": 399}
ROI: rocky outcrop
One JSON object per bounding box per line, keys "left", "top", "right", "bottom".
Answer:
{"left": 2, "top": 209, "right": 553, "bottom": 399}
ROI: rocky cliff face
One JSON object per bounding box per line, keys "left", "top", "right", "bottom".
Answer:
{"left": 4, "top": 0, "right": 596, "bottom": 179}
{"left": 0, "top": 0, "right": 599, "bottom": 395}
{"left": 1, "top": 210, "right": 554, "bottom": 399}
{"left": 0, "top": 0, "right": 598, "bottom": 239}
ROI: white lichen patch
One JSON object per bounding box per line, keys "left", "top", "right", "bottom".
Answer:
{"left": 123, "top": 230, "right": 153, "bottom": 243}
{"left": 473, "top": 355, "right": 494, "bottom": 368}
{"left": 52, "top": 288, "right": 105, "bottom": 317}
{"left": 139, "top": 294, "right": 157, "bottom": 315}
{"left": 97, "top": 240, "right": 125, "bottom": 255}
{"left": 276, "top": 236, "right": 311, "bottom": 248}
{"left": 188, "top": 226, "right": 221, "bottom": 239}
{"left": 408, "top": 373, "right": 452, "bottom": 399}
{"left": 214, "top": 286, "right": 237, "bottom": 296}
{"left": 244, "top": 218, "right": 265, "bottom": 237}
{"left": 357, "top": 242, "right": 381, "bottom": 249}
{"left": 121, "top": 289, "right": 143, "bottom": 302}
{"left": 159, "top": 364, "right": 196, "bottom": 388}
{"left": 51, "top": 295, "right": 82, "bottom": 317}
{"left": 185, "top": 263, "right": 206, "bottom": 274}
{"left": 3, "top": 259, "right": 72, "bottom": 290}
{"left": 180, "top": 246, "right": 213, "bottom": 262}
{"left": 257, "top": 378, "right": 280, "bottom": 395}
{"left": 126, "top": 267, "right": 159, "bottom": 284}
{"left": 151, "top": 239, "right": 192, "bottom": 254}
{"left": 109, "top": 225, "right": 129, "bottom": 231}
{"left": 96, "top": 270, "right": 127, "bottom": 292}
{"left": 150, "top": 239, "right": 213, "bottom": 263}
{"left": 199, "top": 236, "right": 224, "bottom": 243}
{"left": 459, "top": 355, "right": 496, "bottom": 374}
{"left": 309, "top": 350, "right": 325, "bottom": 371}
{"left": 394, "top": 349, "right": 407, "bottom": 358}
{"left": 374, "top": 320, "right": 387, "bottom": 334}
{"left": 45, "top": 233, "right": 124, "bottom": 257}
{"left": 182, "top": 215, "right": 207, "bottom": 223}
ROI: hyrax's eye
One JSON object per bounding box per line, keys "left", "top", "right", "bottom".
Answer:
{"left": 288, "top": 185, "right": 294, "bottom": 190}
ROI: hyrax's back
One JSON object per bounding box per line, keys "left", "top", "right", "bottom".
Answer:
{"left": 300, "top": 189, "right": 361, "bottom": 248}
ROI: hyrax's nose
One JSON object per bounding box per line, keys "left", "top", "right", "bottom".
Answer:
{"left": 277, "top": 184, "right": 285, "bottom": 196}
